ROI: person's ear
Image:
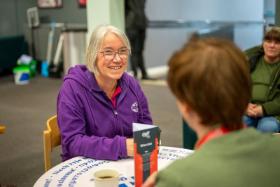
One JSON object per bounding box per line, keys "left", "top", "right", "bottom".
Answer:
{"left": 176, "top": 100, "right": 192, "bottom": 120}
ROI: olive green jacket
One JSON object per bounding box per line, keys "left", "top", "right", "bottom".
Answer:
{"left": 156, "top": 128, "right": 280, "bottom": 187}
{"left": 245, "top": 46, "right": 280, "bottom": 120}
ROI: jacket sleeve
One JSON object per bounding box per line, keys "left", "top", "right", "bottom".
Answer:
{"left": 262, "top": 96, "right": 280, "bottom": 116}
{"left": 57, "top": 80, "right": 127, "bottom": 161}
{"left": 244, "top": 45, "right": 262, "bottom": 57}
{"left": 156, "top": 169, "right": 182, "bottom": 187}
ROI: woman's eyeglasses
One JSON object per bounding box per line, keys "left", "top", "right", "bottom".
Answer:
{"left": 100, "top": 48, "right": 129, "bottom": 61}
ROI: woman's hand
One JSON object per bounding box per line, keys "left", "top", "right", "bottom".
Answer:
{"left": 143, "top": 172, "right": 158, "bottom": 187}
{"left": 252, "top": 105, "right": 263, "bottom": 117}
{"left": 246, "top": 103, "right": 263, "bottom": 117}
{"left": 126, "top": 138, "right": 134, "bottom": 157}
{"left": 246, "top": 103, "right": 257, "bottom": 117}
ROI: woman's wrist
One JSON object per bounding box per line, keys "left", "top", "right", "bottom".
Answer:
{"left": 126, "top": 138, "right": 134, "bottom": 157}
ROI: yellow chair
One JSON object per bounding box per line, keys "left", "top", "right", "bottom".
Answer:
{"left": 0, "top": 125, "right": 6, "bottom": 134}
{"left": 43, "top": 115, "right": 61, "bottom": 171}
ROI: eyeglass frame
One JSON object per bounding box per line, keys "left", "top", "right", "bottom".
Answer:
{"left": 99, "top": 47, "right": 130, "bottom": 61}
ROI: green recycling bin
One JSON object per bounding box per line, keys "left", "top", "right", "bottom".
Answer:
{"left": 13, "top": 66, "right": 30, "bottom": 85}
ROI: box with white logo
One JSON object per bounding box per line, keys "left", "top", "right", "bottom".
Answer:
{"left": 133, "top": 123, "right": 160, "bottom": 187}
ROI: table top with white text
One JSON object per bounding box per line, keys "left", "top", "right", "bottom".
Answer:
{"left": 34, "top": 146, "right": 193, "bottom": 187}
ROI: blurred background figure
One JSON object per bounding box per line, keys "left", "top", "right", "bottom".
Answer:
{"left": 125, "top": 0, "right": 151, "bottom": 80}
{"left": 244, "top": 27, "right": 280, "bottom": 133}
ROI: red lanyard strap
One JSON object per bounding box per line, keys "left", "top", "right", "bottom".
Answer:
{"left": 195, "top": 127, "right": 229, "bottom": 149}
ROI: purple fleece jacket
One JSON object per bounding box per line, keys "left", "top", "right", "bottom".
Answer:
{"left": 57, "top": 65, "right": 153, "bottom": 161}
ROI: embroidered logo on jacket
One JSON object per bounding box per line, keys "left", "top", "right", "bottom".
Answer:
{"left": 131, "top": 102, "right": 139, "bottom": 113}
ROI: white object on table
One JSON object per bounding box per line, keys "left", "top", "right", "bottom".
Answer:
{"left": 34, "top": 146, "right": 193, "bottom": 187}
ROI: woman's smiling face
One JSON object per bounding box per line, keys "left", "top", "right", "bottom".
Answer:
{"left": 96, "top": 32, "right": 129, "bottom": 81}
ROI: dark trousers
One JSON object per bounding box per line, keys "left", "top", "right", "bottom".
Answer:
{"left": 127, "top": 29, "right": 148, "bottom": 78}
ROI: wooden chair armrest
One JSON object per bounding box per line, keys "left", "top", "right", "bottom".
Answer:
{"left": 0, "top": 125, "right": 6, "bottom": 134}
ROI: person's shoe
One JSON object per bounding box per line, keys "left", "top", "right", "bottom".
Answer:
{"left": 141, "top": 76, "right": 157, "bottom": 80}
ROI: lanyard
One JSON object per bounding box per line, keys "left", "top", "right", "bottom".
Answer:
{"left": 195, "top": 126, "right": 229, "bottom": 150}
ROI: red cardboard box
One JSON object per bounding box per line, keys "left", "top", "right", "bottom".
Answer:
{"left": 133, "top": 123, "right": 160, "bottom": 187}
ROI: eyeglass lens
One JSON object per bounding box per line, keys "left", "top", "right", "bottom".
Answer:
{"left": 102, "top": 48, "right": 129, "bottom": 61}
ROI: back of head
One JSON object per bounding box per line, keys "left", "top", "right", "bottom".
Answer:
{"left": 167, "top": 36, "right": 251, "bottom": 130}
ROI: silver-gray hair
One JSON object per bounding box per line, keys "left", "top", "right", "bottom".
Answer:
{"left": 86, "top": 25, "right": 131, "bottom": 74}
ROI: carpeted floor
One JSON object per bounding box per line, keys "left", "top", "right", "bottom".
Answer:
{"left": 0, "top": 75, "right": 183, "bottom": 187}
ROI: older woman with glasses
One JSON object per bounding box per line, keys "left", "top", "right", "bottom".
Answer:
{"left": 57, "top": 25, "right": 153, "bottom": 161}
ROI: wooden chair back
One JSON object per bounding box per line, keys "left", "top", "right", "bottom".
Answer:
{"left": 43, "top": 115, "right": 61, "bottom": 171}
{"left": 0, "top": 125, "right": 6, "bottom": 134}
